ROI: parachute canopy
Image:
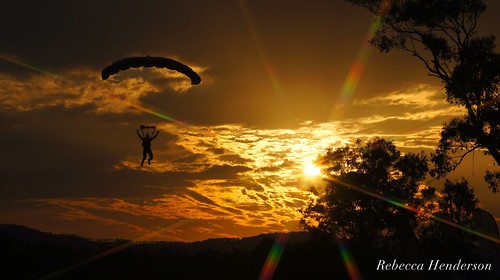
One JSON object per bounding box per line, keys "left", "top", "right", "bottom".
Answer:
{"left": 101, "top": 56, "right": 201, "bottom": 85}
{"left": 138, "top": 125, "right": 156, "bottom": 137}
{"left": 140, "top": 125, "right": 156, "bottom": 130}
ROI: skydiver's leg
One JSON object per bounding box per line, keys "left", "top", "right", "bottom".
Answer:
{"left": 141, "top": 149, "right": 147, "bottom": 166}
{"left": 147, "top": 149, "right": 153, "bottom": 165}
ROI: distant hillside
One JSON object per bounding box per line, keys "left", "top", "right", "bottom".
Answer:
{"left": 0, "top": 224, "right": 311, "bottom": 253}
{"left": 3, "top": 224, "right": 496, "bottom": 280}
{"left": 0, "top": 224, "right": 315, "bottom": 280}
{"left": 147, "top": 230, "right": 312, "bottom": 253}
{"left": 0, "top": 224, "right": 102, "bottom": 251}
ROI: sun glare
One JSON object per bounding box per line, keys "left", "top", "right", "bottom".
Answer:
{"left": 303, "top": 162, "right": 321, "bottom": 177}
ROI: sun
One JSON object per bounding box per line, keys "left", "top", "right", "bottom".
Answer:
{"left": 303, "top": 162, "right": 321, "bottom": 177}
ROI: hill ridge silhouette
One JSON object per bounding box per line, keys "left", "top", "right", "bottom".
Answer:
{"left": 0, "top": 223, "right": 311, "bottom": 251}
{"left": 1, "top": 224, "right": 320, "bottom": 280}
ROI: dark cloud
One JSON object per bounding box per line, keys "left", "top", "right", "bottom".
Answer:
{"left": 1, "top": 1, "right": 228, "bottom": 70}
{"left": 195, "top": 164, "right": 252, "bottom": 180}
{"left": 0, "top": 0, "right": 434, "bottom": 128}
{"left": 258, "top": 159, "right": 295, "bottom": 172}
{"left": 217, "top": 154, "right": 253, "bottom": 165}
{"left": 0, "top": 106, "right": 187, "bottom": 199}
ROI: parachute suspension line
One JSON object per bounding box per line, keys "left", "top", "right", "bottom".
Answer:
{"left": 139, "top": 125, "right": 156, "bottom": 137}
{"left": 101, "top": 56, "right": 206, "bottom": 134}
{"left": 111, "top": 95, "right": 219, "bottom": 142}
{"left": 100, "top": 55, "right": 201, "bottom": 126}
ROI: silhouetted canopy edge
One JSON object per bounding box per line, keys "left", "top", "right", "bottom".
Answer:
{"left": 101, "top": 56, "right": 201, "bottom": 85}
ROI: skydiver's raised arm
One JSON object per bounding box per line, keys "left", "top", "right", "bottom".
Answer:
{"left": 151, "top": 130, "right": 159, "bottom": 140}
{"left": 136, "top": 129, "right": 144, "bottom": 140}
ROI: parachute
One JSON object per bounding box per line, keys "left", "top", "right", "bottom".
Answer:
{"left": 101, "top": 56, "right": 201, "bottom": 85}
{"left": 138, "top": 125, "right": 156, "bottom": 137}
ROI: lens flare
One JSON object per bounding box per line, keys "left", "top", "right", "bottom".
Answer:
{"left": 0, "top": 53, "right": 60, "bottom": 79}
{"left": 259, "top": 233, "right": 289, "bottom": 280}
{"left": 0, "top": 53, "right": 193, "bottom": 130}
{"left": 330, "top": 177, "right": 500, "bottom": 244}
{"left": 335, "top": 238, "right": 362, "bottom": 280}
{"left": 39, "top": 219, "right": 194, "bottom": 279}
{"left": 238, "top": 0, "right": 286, "bottom": 101}
{"left": 124, "top": 99, "right": 190, "bottom": 128}
{"left": 331, "top": 0, "right": 393, "bottom": 120}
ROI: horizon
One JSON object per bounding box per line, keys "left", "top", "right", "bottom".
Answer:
{"left": 0, "top": 223, "right": 311, "bottom": 244}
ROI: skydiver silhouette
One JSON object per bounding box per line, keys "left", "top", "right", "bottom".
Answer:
{"left": 137, "top": 129, "right": 159, "bottom": 166}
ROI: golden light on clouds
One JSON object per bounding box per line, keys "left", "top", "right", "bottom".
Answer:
{"left": 0, "top": 63, "right": 479, "bottom": 241}
{"left": 0, "top": 63, "right": 207, "bottom": 114}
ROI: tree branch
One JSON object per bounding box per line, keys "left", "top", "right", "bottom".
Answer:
{"left": 450, "top": 144, "right": 481, "bottom": 167}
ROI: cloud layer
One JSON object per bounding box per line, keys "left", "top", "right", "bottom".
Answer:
{"left": 1, "top": 72, "right": 478, "bottom": 241}
{"left": 1, "top": 0, "right": 498, "bottom": 241}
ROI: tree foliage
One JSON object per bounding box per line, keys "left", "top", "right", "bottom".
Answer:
{"left": 438, "top": 178, "right": 479, "bottom": 225}
{"left": 346, "top": 0, "right": 500, "bottom": 191}
{"left": 300, "top": 138, "right": 430, "bottom": 246}
{"left": 300, "top": 138, "right": 484, "bottom": 263}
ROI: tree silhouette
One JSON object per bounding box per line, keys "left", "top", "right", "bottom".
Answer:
{"left": 300, "top": 138, "right": 430, "bottom": 249}
{"left": 420, "top": 178, "right": 480, "bottom": 259}
{"left": 346, "top": 0, "right": 500, "bottom": 191}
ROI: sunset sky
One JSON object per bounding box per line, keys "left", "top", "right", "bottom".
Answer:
{"left": 1, "top": 0, "right": 499, "bottom": 242}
